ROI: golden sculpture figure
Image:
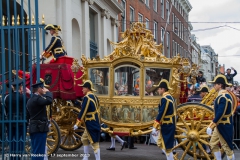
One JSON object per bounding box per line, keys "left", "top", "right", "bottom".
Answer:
{"left": 169, "top": 68, "right": 185, "bottom": 97}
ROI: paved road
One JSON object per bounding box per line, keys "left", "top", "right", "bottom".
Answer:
{"left": 50, "top": 141, "right": 240, "bottom": 160}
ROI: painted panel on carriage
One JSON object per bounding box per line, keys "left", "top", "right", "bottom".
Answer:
{"left": 88, "top": 68, "right": 109, "bottom": 95}
{"left": 142, "top": 106, "right": 158, "bottom": 122}
{"left": 110, "top": 105, "right": 145, "bottom": 123}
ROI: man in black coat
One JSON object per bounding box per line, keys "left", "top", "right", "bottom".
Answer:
{"left": 27, "top": 82, "right": 53, "bottom": 160}
{"left": 4, "top": 79, "right": 30, "bottom": 159}
{"left": 225, "top": 67, "right": 237, "bottom": 84}
{"left": 196, "top": 71, "right": 206, "bottom": 84}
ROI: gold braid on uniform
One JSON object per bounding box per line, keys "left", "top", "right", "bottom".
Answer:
{"left": 75, "top": 119, "right": 82, "bottom": 127}
{"left": 208, "top": 122, "right": 216, "bottom": 129}
{"left": 153, "top": 121, "right": 160, "bottom": 129}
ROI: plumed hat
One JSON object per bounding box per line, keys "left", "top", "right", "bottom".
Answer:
{"left": 44, "top": 24, "right": 61, "bottom": 31}
{"left": 153, "top": 79, "right": 172, "bottom": 90}
{"left": 79, "top": 80, "right": 96, "bottom": 92}
{"left": 209, "top": 74, "right": 232, "bottom": 86}
{"left": 197, "top": 85, "right": 209, "bottom": 93}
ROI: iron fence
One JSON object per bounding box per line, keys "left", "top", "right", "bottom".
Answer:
{"left": 0, "top": 0, "right": 45, "bottom": 159}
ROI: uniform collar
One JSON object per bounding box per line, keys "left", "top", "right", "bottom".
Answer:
{"left": 162, "top": 92, "right": 170, "bottom": 97}
{"left": 86, "top": 91, "right": 93, "bottom": 95}
{"left": 218, "top": 89, "right": 227, "bottom": 96}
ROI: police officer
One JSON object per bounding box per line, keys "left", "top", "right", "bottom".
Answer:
{"left": 27, "top": 82, "right": 53, "bottom": 160}
{"left": 151, "top": 79, "right": 175, "bottom": 160}
{"left": 4, "top": 79, "right": 30, "bottom": 160}
{"left": 207, "top": 74, "right": 235, "bottom": 160}
{"left": 42, "top": 24, "right": 66, "bottom": 63}
{"left": 73, "top": 80, "right": 101, "bottom": 160}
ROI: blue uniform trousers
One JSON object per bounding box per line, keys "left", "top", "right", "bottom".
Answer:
{"left": 30, "top": 132, "right": 47, "bottom": 160}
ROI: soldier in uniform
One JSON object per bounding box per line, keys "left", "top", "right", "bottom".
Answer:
{"left": 73, "top": 80, "right": 101, "bottom": 160}
{"left": 207, "top": 74, "right": 235, "bottom": 160}
{"left": 42, "top": 24, "right": 66, "bottom": 63}
{"left": 197, "top": 85, "right": 209, "bottom": 98}
{"left": 27, "top": 82, "right": 53, "bottom": 160}
{"left": 151, "top": 79, "right": 175, "bottom": 160}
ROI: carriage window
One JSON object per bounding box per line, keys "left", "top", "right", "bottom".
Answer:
{"left": 89, "top": 68, "right": 109, "bottom": 95}
{"left": 114, "top": 66, "right": 140, "bottom": 96}
{"left": 145, "top": 68, "right": 171, "bottom": 96}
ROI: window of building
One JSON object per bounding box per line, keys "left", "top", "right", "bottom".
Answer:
{"left": 161, "top": 0, "right": 164, "bottom": 19}
{"left": 161, "top": 27, "right": 165, "bottom": 44}
{"left": 167, "top": 32, "right": 170, "bottom": 57}
{"left": 178, "top": 44, "right": 179, "bottom": 55}
{"left": 145, "top": 18, "right": 149, "bottom": 29}
{"left": 181, "top": 24, "right": 183, "bottom": 39}
{"left": 130, "top": 6, "right": 135, "bottom": 23}
{"left": 138, "top": 13, "right": 143, "bottom": 22}
{"left": 174, "top": 16, "right": 178, "bottom": 34}
{"left": 172, "top": 40, "right": 175, "bottom": 57}
{"left": 153, "top": 0, "right": 157, "bottom": 12}
{"left": 166, "top": 1, "right": 169, "bottom": 23}
{"left": 154, "top": 21, "right": 157, "bottom": 42}
{"left": 121, "top": 0, "right": 126, "bottom": 32}
{"left": 145, "top": 0, "right": 149, "bottom": 7}
{"left": 175, "top": 42, "right": 177, "bottom": 55}
{"left": 172, "top": 13, "right": 175, "bottom": 31}
{"left": 179, "top": 21, "right": 181, "bottom": 38}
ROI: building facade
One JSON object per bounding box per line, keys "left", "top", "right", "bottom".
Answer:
{"left": 190, "top": 34, "right": 201, "bottom": 66}
{"left": 200, "top": 45, "right": 219, "bottom": 80}
{"left": 199, "top": 47, "right": 212, "bottom": 84}
{"left": 37, "top": 0, "right": 124, "bottom": 59}
{"left": 118, "top": 0, "right": 192, "bottom": 59}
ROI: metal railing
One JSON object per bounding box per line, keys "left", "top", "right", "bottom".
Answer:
{"left": 0, "top": 0, "right": 45, "bottom": 158}
{"left": 234, "top": 112, "right": 240, "bottom": 150}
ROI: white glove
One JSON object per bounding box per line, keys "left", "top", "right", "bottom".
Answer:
{"left": 206, "top": 127, "right": 212, "bottom": 136}
{"left": 73, "top": 124, "right": 78, "bottom": 130}
{"left": 151, "top": 128, "right": 158, "bottom": 136}
{"left": 48, "top": 123, "right": 51, "bottom": 128}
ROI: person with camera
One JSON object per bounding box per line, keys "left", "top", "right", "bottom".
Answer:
{"left": 27, "top": 81, "right": 53, "bottom": 160}
{"left": 225, "top": 67, "right": 237, "bottom": 84}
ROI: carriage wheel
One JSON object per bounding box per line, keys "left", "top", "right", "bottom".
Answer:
{"left": 174, "top": 103, "right": 225, "bottom": 160}
{"left": 47, "top": 120, "right": 61, "bottom": 155}
{"left": 58, "top": 106, "right": 84, "bottom": 151}
{"left": 25, "top": 120, "right": 61, "bottom": 156}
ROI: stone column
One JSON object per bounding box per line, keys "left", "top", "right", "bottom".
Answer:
{"left": 62, "top": 0, "right": 72, "bottom": 56}
{"left": 101, "top": 9, "right": 110, "bottom": 57}
{"left": 81, "top": 0, "right": 94, "bottom": 58}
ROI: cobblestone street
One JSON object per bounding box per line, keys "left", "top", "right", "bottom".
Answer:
{"left": 50, "top": 141, "right": 240, "bottom": 160}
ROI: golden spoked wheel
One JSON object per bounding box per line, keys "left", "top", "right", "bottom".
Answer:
{"left": 57, "top": 106, "right": 84, "bottom": 151}
{"left": 47, "top": 120, "right": 61, "bottom": 155}
{"left": 174, "top": 102, "right": 225, "bottom": 160}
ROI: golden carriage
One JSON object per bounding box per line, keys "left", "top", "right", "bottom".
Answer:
{"left": 7, "top": 22, "right": 237, "bottom": 159}
{"left": 70, "top": 22, "right": 237, "bottom": 160}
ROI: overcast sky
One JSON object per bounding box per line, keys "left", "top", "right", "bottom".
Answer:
{"left": 188, "top": 0, "right": 240, "bottom": 82}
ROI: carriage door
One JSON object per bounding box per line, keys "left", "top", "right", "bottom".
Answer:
{"left": 0, "top": 0, "right": 45, "bottom": 158}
